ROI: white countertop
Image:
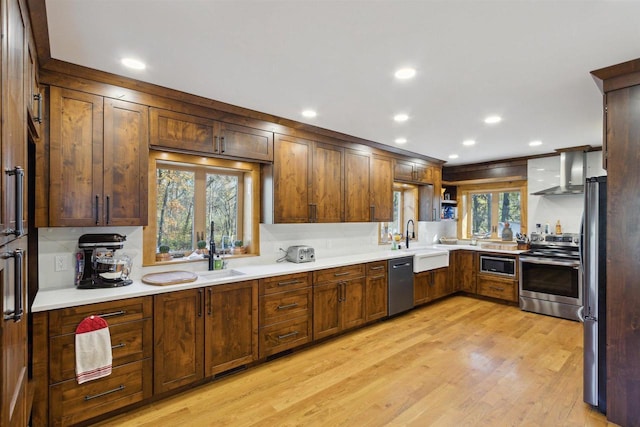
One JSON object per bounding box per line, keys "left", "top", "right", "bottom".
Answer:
{"left": 31, "top": 244, "right": 524, "bottom": 312}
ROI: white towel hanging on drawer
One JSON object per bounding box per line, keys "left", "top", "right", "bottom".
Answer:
{"left": 75, "top": 315, "right": 113, "bottom": 384}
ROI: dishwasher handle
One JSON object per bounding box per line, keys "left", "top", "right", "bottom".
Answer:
{"left": 391, "top": 262, "right": 411, "bottom": 269}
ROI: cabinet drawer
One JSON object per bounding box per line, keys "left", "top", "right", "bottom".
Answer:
{"left": 49, "top": 359, "right": 152, "bottom": 426}
{"left": 366, "top": 261, "right": 387, "bottom": 277}
{"left": 259, "top": 316, "right": 312, "bottom": 358}
{"left": 477, "top": 276, "right": 517, "bottom": 302}
{"left": 260, "top": 288, "right": 312, "bottom": 325}
{"left": 313, "top": 264, "right": 365, "bottom": 284}
{"left": 49, "top": 318, "right": 152, "bottom": 384}
{"left": 260, "top": 272, "right": 311, "bottom": 295}
{"left": 49, "top": 297, "right": 152, "bottom": 336}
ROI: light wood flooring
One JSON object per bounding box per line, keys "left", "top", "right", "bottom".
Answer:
{"left": 94, "top": 295, "right": 614, "bottom": 426}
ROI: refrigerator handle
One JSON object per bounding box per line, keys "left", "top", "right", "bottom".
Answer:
{"left": 577, "top": 305, "right": 585, "bottom": 322}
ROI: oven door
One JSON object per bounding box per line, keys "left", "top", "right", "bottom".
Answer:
{"left": 519, "top": 256, "right": 582, "bottom": 306}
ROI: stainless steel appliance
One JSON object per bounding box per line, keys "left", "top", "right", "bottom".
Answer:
{"left": 479, "top": 254, "right": 516, "bottom": 277}
{"left": 582, "top": 176, "right": 607, "bottom": 413}
{"left": 285, "top": 245, "right": 315, "bottom": 263}
{"left": 388, "top": 256, "right": 414, "bottom": 316}
{"left": 519, "top": 232, "right": 582, "bottom": 321}
{"left": 76, "top": 234, "right": 133, "bottom": 289}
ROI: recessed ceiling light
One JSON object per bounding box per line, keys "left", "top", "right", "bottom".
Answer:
{"left": 394, "top": 113, "right": 409, "bottom": 122}
{"left": 395, "top": 138, "right": 407, "bottom": 144}
{"left": 121, "top": 58, "right": 146, "bottom": 70}
{"left": 394, "top": 68, "right": 416, "bottom": 80}
{"left": 484, "top": 115, "right": 502, "bottom": 124}
{"left": 449, "top": 154, "right": 459, "bottom": 159}
{"left": 529, "top": 140, "right": 543, "bottom": 146}
{"left": 462, "top": 139, "right": 476, "bottom": 146}
{"left": 301, "top": 110, "right": 317, "bottom": 118}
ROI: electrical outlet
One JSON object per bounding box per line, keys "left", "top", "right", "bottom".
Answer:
{"left": 54, "top": 255, "right": 68, "bottom": 272}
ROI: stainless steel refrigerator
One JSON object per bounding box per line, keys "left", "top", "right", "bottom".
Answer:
{"left": 582, "top": 175, "right": 607, "bottom": 413}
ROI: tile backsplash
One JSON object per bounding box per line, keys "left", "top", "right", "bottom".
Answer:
{"left": 37, "top": 220, "right": 454, "bottom": 291}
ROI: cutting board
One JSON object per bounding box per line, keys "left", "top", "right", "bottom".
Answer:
{"left": 142, "top": 270, "right": 198, "bottom": 286}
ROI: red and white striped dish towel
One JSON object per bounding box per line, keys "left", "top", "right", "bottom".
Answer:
{"left": 75, "top": 315, "right": 113, "bottom": 384}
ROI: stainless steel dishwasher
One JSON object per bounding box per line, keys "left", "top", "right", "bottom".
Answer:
{"left": 388, "top": 256, "right": 414, "bottom": 316}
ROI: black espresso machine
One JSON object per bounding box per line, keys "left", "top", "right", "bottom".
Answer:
{"left": 76, "top": 233, "right": 133, "bottom": 289}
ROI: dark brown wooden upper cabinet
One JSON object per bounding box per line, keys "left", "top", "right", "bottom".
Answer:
{"left": 49, "top": 87, "right": 149, "bottom": 226}
{"left": 393, "top": 158, "right": 436, "bottom": 184}
{"left": 149, "top": 108, "right": 273, "bottom": 162}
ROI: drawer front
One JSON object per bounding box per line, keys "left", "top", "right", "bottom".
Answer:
{"left": 49, "top": 296, "right": 152, "bottom": 336}
{"left": 477, "top": 276, "right": 517, "bottom": 302}
{"left": 50, "top": 359, "right": 152, "bottom": 426}
{"left": 260, "top": 272, "right": 311, "bottom": 295}
{"left": 366, "top": 261, "right": 387, "bottom": 277}
{"left": 259, "top": 316, "right": 312, "bottom": 358}
{"left": 260, "top": 288, "right": 312, "bottom": 325}
{"left": 313, "top": 264, "right": 365, "bottom": 284}
{"left": 49, "top": 319, "right": 152, "bottom": 384}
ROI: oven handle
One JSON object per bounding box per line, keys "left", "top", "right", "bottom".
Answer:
{"left": 519, "top": 256, "right": 580, "bottom": 268}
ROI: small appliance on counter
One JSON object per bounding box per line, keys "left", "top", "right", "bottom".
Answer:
{"left": 285, "top": 245, "right": 315, "bottom": 263}
{"left": 76, "top": 233, "right": 133, "bottom": 289}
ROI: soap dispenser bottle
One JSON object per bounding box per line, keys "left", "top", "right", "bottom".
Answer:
{"left": 555, "top": 220, "right": 562, "bottom": 235}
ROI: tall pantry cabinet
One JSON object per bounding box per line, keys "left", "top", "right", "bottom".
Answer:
{"left": 1, "top": 0, "right": 35, "bottom": 425}
{"left": 591, "top": 58, "right": 640, "bottom": 427}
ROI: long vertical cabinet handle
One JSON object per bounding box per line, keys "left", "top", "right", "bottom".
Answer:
{"left": 198, "top": 289, "right": 203, "bottom": 317}
{"left": 220, "top": 136, "right": 226, "bottom": 153}
{"left": 4, "top": 167, "right": 24, "bottom": 237}
{"left": 370, "top": 206, "right": 375, "bottom": 221}
{"left": 34, "top": 93, "right": 43, "bottom": 123}
{"left": 95, "top": 195, "right": 100, "bottom": 225}
{"left": 3, "top": 249, "right": 24, "bottom": 322}
{"left": 207, "top": 288, "right": 213, "bottom": 315}
{"left": 106, "top": 196, "right": 111, "bottom": 224}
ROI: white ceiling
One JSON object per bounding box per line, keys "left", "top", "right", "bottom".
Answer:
{"left": 45, "top": 0, "right": 640, "bottom": 165}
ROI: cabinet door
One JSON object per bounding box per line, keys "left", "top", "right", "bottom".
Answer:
{"left": 312, "top": 143, "right": 344, "bottom": 222}
{"left": 370, "top": 155, "right": 393, "bottom": 222}
{"left": 432, "top": 267, "right": 450, "bottom": 300}
{"left": 345, "top": 150, "right": 371, "bottom": 222}
{"left": 366, "top": 262, "right": 387, "bottom": 321}
{"left": 149, "top": 108, "right": 217, "bottom": 153}
{"left": 456, "top": 251, "right": 477, "bottom": 293}
{"left": 154, "top": 289, "right": 204, "bottom": 394}
{"left": 393, "top": 159, "right": 415, "bottom": 182}
{"left": 413, "top": 271, "right": 432, "bottom": 305}
{"left": 26, "top": 32, "right": 41, "bottom": 139}
{"left": 205, "top": 281, "right": 258, "bottom": 376}
{"left": 273, "top": 135, "right": 312, "bottom": 223}
{"left": 313, "top": 282, "right": 341, "bottom": 340}
{"left": 49, "top": 87, "right": 104, "bottom": 226}
{"left": 103, "top": 99, "right": 149, "bottom": 226}
{"left": 219, "top": 122, "right": 273, "bottom": 162}
{"left": 342, "top": 278, "right": 366, "bottom": 330}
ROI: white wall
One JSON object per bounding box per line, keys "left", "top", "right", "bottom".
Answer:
{"left": 527, "top": 151, "right": 606, "bottom": 234}
{"left": 37, "top": 220, "right": 453, "bottom": 291}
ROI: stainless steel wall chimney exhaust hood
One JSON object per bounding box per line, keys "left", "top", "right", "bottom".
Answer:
{"left": 532, "top": 150, "right": 587, "bottom": 196}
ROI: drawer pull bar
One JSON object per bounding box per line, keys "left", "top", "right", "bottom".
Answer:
{"left": 277, "top": 279, "right": 301, "bottom": 287}
{"left": 277, "top": 303, "right": 299, "bottom": 310}
{"left": 277, "top": 331, "right": 299, "bottom": 340}
{"left": 111, "top": 342, "right": 126, "bottom": 350}
{"left": 98, "top": 310, "right": 127, "bottom": 319}
{"left": 489, "top": 286, "right": 505, "bottom": 291}
{"left": 334, "top": 272, "right": 350, "bottom": 277}
{"left": 85, "top": 385, "right": 125, "bottom": 401}
{"left": 370, "top": 266, "right": 385, "bottom": 271}
{"left": 369, "top": 275, "right": 386, "bottom": 280}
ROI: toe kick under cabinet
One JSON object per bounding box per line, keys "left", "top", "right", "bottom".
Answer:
{"left": 44, "top": 297, "right": 153, "bottom": 426}
{"left": 259, "top": 272, "right": 313, "bottom": 358}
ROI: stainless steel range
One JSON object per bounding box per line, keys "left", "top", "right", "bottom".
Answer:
{"left": 519, "top": 233, "right": 583, "bottom": 321}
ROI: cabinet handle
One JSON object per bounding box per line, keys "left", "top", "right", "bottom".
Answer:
{"left": 98, "top": 310, "right": 126, "bottom": 319}
{"left": 221, "top": 136, "right": 226, "bottom": 153}
{"left": 2, "top": 249, "right": 24, "bottom": 322}
{"left": 369, "top": 266, "right": 384, "bottom": 271}
{"left": 277, "top": 302, "right": 299, "bottom": 310}
{"left": 208, "top": 288, "right": 213, "bottom": 315}
{"left": 277, "top": 279, "right": 301, "bottom": 287}
{"left": 3, "top": 167, "right": 24, "bottom": 237}
{"left": 85, "top": 385, "right": 125, "bottom": 401}
{"left": 489, "top": 286, "right": 505, "bottom": 291}
{"left": 34, "top": 93, "right": 43, "bottom": 123}
{"left": 369, "top": 275, "right": 386, "bottom": 279}
{"left": 198, "top": 289, "right": 203, "bottom": 317}
{"left": 334, "top": 272, "right": 350, "bottom": 277}
{"left": 214, "top": 136, "right": 220, "bottom": 153}
{"left": 370, "top": 206, "right": 375, "bottom": 221}
{"left": 111, "top": 342, "right": 126, "bottom": 350}
{"left": 106, "top": 195, "right": 111, "bottom": 224}
{"left": 95, "top": 195, "right": 100, "bottom": 225}
{"left": 277, "top": 331, "right": 299, "bottom": 340}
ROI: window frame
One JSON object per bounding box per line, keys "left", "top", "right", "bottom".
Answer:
{"left": 144, "top": 150, "right": 261, "bottom": 266}
{"left": 457, "top": 180, "right": 527, "bottom": 240}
